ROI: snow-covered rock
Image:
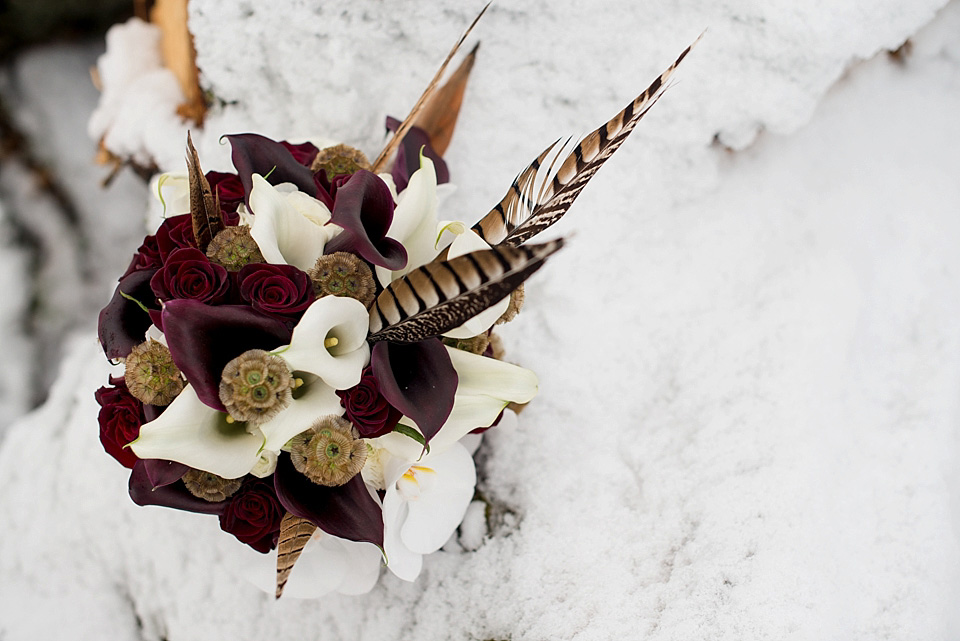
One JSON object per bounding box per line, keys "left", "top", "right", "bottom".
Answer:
{"left": 2, "top": 0, "right": 960, "bottom": 639}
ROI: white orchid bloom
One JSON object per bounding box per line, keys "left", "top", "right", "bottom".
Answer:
{"left": 130, "top": 297, "right": 369, "bottom": 478}
{"left": 376, "top": 155, "right": 439, "bottom": 286}
{"left": 379, "top": 440, "right": 477, "bottom": 581}
{"left": 247, "top": 174, "right": 339, "bottom": 271}
{"left": 223, "top": 527, "right": 382, "bottom": 598}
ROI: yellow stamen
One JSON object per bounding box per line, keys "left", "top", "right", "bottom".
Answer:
{"left": 225, "top": 415, "right": 235, "bottom": 424}
{"left": 294, "top": 377, "right": 304, "bottom": 389}
{"left": 324, "top": 336, "right": 339, "bottom": 349}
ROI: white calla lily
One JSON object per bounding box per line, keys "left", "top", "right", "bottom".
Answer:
{"left": 441, "top": 228, "right": 512, "bottom": 339}
{"left": 396, "top": 347, "right": 539, "bottom": 455}
{"left": 147, "top": 171, "right": 190, "bottom": 232}
{"left": 278, "top": 295, "right": 371, "bottom": 390}
{"left": 376, "top": 156, "right": 439, "bottom": 286}
{"left": 248, "top": 174, "right": 338, "bottom": 271}
{"left": 131, "top": 376, "right": 342, "bottom": 479}
{"left": 259, "top": 376, "right": 342, "bottom": 452}
{"left": 130, "top": 384, "right": 265, "bottom": 479}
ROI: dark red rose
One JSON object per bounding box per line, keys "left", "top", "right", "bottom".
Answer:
{"left": 151, "top": 247, "right": 231, "bottom": 304}
{"left": 336, "top": 366, "right": 403, "bottom": 438}
{"left": 237, "top": 262, "right": 312, "bottom": 321}
{"left": 156, "top": 214, "right": 197, "bottom": 260}
{"left": 219, "top": 479, "right": 284, "bottom": 553}
{"left": 206, "top": 171, "right": 245, "bottom": 214}
{"left": 122, "top": 234, "right": 162, "bottom": 278}
{"left": 94, "top": 375, "right": 144, "bottom": 469}
{"left": 281, "top": 140, "right": 320, "bottom": 167}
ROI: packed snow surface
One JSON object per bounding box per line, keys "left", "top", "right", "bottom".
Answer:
{"left": 2, "top": 0, "right": 960, "bottom": 639}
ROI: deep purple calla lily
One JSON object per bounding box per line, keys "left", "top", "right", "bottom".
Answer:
{"left": 129, "top": 461, "right": 227, "bottom": 516}
{"left": 274, "top": 453, "right": 384, "bottom": 547}
{"left": 142, "top": 459, "right": 190, "bottom": 488}
{"left": 371, "top": 338, "right": 458, "bottom": 444}
{"left": 385, "top": 116, "right": 450, "bottom": 191}
{"left": 322, "top": 170, "right": 407, "bottom": 270}
{"left": 161, "top": 299, "right": 292, "bottom": 411}
{"left": 98, "top": 268, "right": 159, "bottom": 360}
{"left": 225, "top": 134, "right": 324, "bottom": 207}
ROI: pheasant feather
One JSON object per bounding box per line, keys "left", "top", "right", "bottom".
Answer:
{"left": 275, "top": 512, "right": 318, "bottom": 599}
{"left": 368, "top": 238, "right": 564, "bottom": 344}
{"left": 471, "top": 36, "right": 700, "bottom": 247}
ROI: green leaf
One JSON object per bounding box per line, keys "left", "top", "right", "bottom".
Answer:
{"left": 393, "top": 423, "right": 429, "bottom": 453}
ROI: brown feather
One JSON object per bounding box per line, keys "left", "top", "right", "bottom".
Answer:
{"left": 275, "top": 513, "right": 317, "bottom": 599}
{"left": 185, "top": 132, "right": 223, "bottom": 251}
{"left": 368, "top": 238, "right": 564, "bottom": 344}
{"left": 472, "top": 36, "right": 701, "bottom": 247}
{"left": 371, "top": 4, "right": 489, "bottom": 173}
{"left": 413, "top": 42, "right": 479, "bottom": 156}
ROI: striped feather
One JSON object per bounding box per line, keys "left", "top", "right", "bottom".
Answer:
{"left": 371, "top": 4, "right": 488, "bottom": 173}
{"left": 275, "top": 513, "right": 317, "bottom": 599}
{"left": 472, "top": 36, "right": 700, "bottom": 247}
{"left": 368, "top": 238, "right": 564, "bottom": 343}
{"left": 186, "top": 132, "right": 223, "bottom": 251}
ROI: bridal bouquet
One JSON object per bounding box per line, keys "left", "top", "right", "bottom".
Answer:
{"left": 94, "top": 8, "right": 696, "bottom": 598}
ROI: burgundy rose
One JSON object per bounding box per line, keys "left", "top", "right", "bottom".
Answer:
{"left": 336, "top": 366, "right": 403, "bottom": 438}
{"left": 94, "top": 375, "right": 144, "bottom": 469}
{"left": 238, "top": 262, "right": 312, "bottom": 321}
{"left": 122, "top": 234, "right": 162, "bottom": 278}
{"left": 151, "top": 247, "right": 231, "bottom": 304}
{"left": 219, "top": 479, "right": 284, "bottom": 553}
{"left": 206, "top": 171, "right": 245, "bottom": 214}
{"left": 156, "top": 214, "right": 197, "bottom": 260}
{"left": 281, "top": 140, "right": 320, "bottom": 167}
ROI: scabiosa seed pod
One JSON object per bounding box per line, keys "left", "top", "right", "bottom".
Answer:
{"left": 443, "top": 333, "right": 491, "bottom": 355}
{"left": 219, "top": 349, "right": 293, "bottom": 424}
{"left": 288, "top": 415, "right": 367, "bottom": 487}
{"left": 182, "top": 468, "right": 243, "bottom": 502}
{"left": 496, "top": 283, "right": 525, "bottom": 325}
{"left": 206, "top": 226, "right": 265, "bottom": 271}
{"left": 307, "top": 251, "right": 376, "bottom": 307}
{"left": 310, "top": 144, "right": 371, "bottom": 179}
{"left": 124, "top": 340, "right": 185, "bottom": 406}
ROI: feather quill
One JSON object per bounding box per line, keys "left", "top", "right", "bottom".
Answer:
{"left": 185, "top": 132, "right": 223, "bottom": 251}
{"left": 368, "top": 238, "right": 564, "bottom": 344}
{"left": 471, "top": 36, "right": 701, "bottom": 247}
{"left": 371, "top": 3, "right": 488, "bottom": 173}
{"left": 275, "top": 512, "right": 318, "bottom": 599}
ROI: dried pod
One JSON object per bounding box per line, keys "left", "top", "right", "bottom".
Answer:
{"left": 308, "top": 251, "right": 376, "bottom": 307}
{"left": 288, "top": 416, "right": 367, "bottom": 487}
{"left": 443, "top": 333, "right": 490, "bottom": 355}
{"left": 206, "top": 226, "right": 264, "bottom": 271}
{"left": 219, "top": 349, "right": 293, "bottom": 424}
{"left": 495, "top": 283, "right": 525, "bottom": 325}
{"left": 124, "top": 340, "right": 185, "bottom": 406}
{"left": 310, "top": 144, "right": 371, "bottom": 179}
{"left": 182, "top": 468, "right": 243, "bottom": 502}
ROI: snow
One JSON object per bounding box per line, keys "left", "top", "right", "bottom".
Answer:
{"left": 3, "top": 0, "right": 960, "bottom": 639}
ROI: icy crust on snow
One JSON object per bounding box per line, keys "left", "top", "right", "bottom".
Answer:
{"left": 3, "top": 0, "right": 960, "bottom": 640}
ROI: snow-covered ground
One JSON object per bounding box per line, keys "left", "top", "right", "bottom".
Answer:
{"left": 2, "top": 0, "right": 960, "bottom": 639}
